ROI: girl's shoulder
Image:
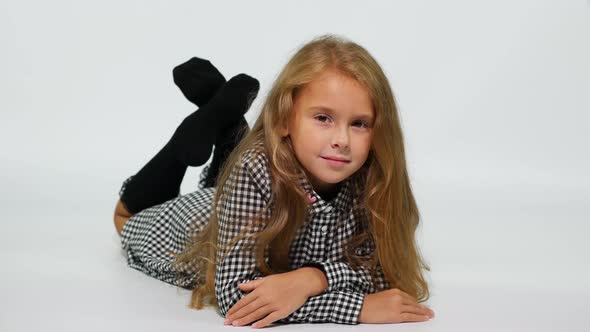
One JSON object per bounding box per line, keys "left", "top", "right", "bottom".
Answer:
{"left": 240, "top": 140, "right": 269, "bottom": 171}
{"left": 235, "top": 140, "right": 272, "bottom": 202}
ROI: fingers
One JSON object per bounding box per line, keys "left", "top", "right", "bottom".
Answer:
{"left": 227, "top": 280, "right": 263, "bottom": 317}
{"left": 392, "top": 289, "right": 435, "bottom": 317}
{"left": 231, "top": 304, "right": 273, "bottom": 327}
{"left": 239, "top": 279, "right": 262, "bottom": 290}
{"left": 401, "top": 304, "right": 434, "bottom": 318}
{"left": 399, "top": 312, "right": 432, "bottom": 323}
{"left": 226, "top": 291, "right": 257, "bottom": 318}
{"left": 252, "top": 311, "right": 283, "bottom": 329}
{"left": 238, "top": 283, "right": 255, "bottom": 292}
{"left": 401, "top": 298, "right": 434, "bottom": 314}
{"left": 228, "top": 298, "right": 264, "bottom": 321}
{"left": 401, "top": 299, "right": 434, "bottom": 317}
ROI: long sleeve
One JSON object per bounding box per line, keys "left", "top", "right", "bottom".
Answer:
{"left": 278, "top": 289, "right": 366, "bottom": 325}
{"left": 214, "top": 150, "right": 272, "bottom": 317}
{"left": 301, "top": 258, "right": 390, "bottom": 295}
{"left": 277, "top": 255, "right": 390, "bottom": 325}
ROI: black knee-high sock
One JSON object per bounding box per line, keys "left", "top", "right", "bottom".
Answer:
{"left": 119, "top": 141, "right": 185, "bottom": 214}
{"left": 173, "top": 57, "right": 226, "bottom": 108}
{"left": 175, "top": 58, "right": 253, "bottom": 189}
{"left": 120, "top": 74, "right": 259, "bottom": 214}
{"left": 170, "top": 74, "right": 259, "bottom": 167}
{"left": 200, "top": 116, "right": 250, "bottom": 188}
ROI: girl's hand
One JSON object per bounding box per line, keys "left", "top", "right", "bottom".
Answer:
{"left": 224, "top": 270, "right": 310, "bottom": 328}
{"left": 359, "top": 288, "right": 435, "bottom": 324}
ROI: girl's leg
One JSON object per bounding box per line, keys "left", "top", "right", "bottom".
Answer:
{"left": 117, "top": 58, "right": 222, "bottom": 215}
{"left": 115, "top": 59, "right": 259, "bottom": 223}
{"left": 199, "top": 115, "right": 250, "bottom": 188}
{"left": 116, "top": 113, "right": 250, "bottom": 236}
{"left": 114, "top": 199, "right": 132, "bottom": 235}
{"left": 175, "top": 57, "right": 252, "bottom": 189}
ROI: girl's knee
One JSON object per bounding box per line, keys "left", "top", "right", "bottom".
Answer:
{"left": 114, "top": 199, "right": 133, "bottom": 235}
{"left": 114, "top": 214, "right": 131, "bottom": 235}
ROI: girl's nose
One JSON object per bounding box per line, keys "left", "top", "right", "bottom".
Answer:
{"left": 331, "top": 127, "right": 350, "bottom": 150}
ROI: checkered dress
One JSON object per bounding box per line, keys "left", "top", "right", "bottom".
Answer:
{"left": 119, "top": 142, "right": 390, "bottom": 325}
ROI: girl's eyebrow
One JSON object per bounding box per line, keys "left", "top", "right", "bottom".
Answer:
{"left": 308, "top": 106, "right": 374, "bottom": 122}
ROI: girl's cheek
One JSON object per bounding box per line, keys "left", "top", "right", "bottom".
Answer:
{"left": 313, "top": 120, "right": 328, "bottom": 128}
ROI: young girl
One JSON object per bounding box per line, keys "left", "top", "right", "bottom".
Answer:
{"left": 113, "top": 34, "right": 434, "bottom": 328}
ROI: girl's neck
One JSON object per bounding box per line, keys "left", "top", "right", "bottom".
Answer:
{"left": 316, "top": 182, "right": 342, "bottom": 202}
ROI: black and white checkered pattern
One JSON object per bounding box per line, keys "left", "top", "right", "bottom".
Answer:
{"left": 119, "top": 142, "right": 389, "bottom": 325}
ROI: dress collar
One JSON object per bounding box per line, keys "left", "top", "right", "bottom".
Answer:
{"left": 298, "top": 170, "right": 357, "bottom": 215}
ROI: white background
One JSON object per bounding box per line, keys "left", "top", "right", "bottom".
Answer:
{"left": 1, "top": 0, "right": 589, "bottom": 331}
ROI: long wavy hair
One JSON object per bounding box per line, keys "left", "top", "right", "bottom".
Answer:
{"left": 172, "top": 33, "right": 430, "bottom": 310}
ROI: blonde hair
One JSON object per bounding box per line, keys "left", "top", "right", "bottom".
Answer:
{"left": 172, "top": 33, "right": 430, "bottom": 309}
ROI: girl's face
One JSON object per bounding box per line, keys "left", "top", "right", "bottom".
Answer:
{"left": 281, "top": 68, "right": 375, "bottom": 197}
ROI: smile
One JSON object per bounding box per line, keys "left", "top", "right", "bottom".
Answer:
{"left": 321, "top": 156, "right": 350, "bottom": 167}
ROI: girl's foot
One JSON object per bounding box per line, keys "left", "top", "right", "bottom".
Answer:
{"left": 173, "top": 57, "right": 226, "bottom": 107}
{"left": 169, "top": 73, "right": 259, "bottom": 167}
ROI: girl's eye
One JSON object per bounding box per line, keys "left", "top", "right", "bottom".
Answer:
{"left": 353, "top": 121, "right": 369, "bottom": 128}
{"left": 315, "top": 115, "right": 331, "bottom": 123}
{"left": 315, "top": 115, "right": 369, "bottom": 128}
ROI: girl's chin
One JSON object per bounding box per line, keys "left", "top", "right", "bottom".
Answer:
{"left": 309, "top": 174, "right": 346, "bottom": 189}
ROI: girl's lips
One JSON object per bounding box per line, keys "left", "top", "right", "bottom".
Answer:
{"left": 321, "top": 156, "right": 350, "bottom": 162}
{"left": 321, "top": 156, "right": 350, "bottom": 166}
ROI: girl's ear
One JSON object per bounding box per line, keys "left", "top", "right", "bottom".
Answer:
{"left": 279, "top": 123, "right": 289, "bottom": 138}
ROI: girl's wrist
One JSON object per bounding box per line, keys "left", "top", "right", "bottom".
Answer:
{"left": 358, "top": 293, "right": 371, "bottom": 323}
{"left": 297, "top": 267, "right": 328, "bottom": 297}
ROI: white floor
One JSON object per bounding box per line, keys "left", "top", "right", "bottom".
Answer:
{"left": 1, "top": 171, "right": 588, "bottom": 332}
{"left": 3, "top": 0, "right": 589, "bottom": 331}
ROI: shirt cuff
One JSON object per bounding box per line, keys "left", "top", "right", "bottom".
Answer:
{"left": 301, "top": 261, "right": 352, "bottom": 292}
